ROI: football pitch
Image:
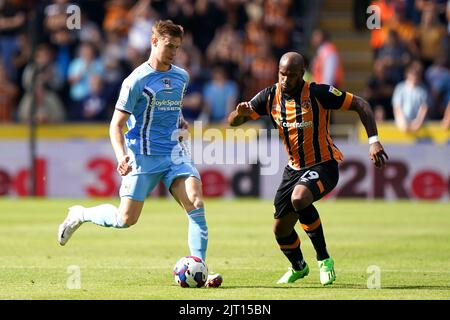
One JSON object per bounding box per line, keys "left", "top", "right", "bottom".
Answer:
{"left": 0, "top": 198, "right": 449, "bottom": 300}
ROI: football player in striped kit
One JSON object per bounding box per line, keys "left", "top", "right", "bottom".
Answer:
{"left": 228, "top": 52, "right": 388, "bottom": 285}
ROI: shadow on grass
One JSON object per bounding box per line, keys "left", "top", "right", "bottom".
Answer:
{"left": 381, "top": 285, "right": 450, "bottom": 291}
{"left": 218, "top": 283, "right": 365, "bottom": 290}
{"left": 219, "top": 283, "right": 450, "bottom": 290}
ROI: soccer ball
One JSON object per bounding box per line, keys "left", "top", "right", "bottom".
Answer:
{"left": 173, "top": 256, "right": 208, "bottom": 288}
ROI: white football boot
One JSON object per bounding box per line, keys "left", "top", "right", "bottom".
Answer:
{"left": 57, "top": 206, "right": 84, "bottom": 246}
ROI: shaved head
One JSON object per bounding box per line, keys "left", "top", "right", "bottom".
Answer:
{"left": 279, "top": 52, "right": 305, "bottom": 73}
{"left": 278, "top": 52, "right": 305, "bottom": 96}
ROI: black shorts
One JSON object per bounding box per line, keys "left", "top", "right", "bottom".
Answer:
{"left": 273, "top": 160, "right": 339, "bottom": 219}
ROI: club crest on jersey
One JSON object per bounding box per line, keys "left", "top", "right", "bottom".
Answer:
{"left": 301, "top": 99, "right": 311, "bottom": 110}
{"left": 162, "top": 78, "right": 172, "bottom": 89}
{"left": 329, "top": 86, "right": 342, "bottom": 96}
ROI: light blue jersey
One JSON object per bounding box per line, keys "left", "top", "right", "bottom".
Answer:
{"left": 115, "top": 62, "right": 200, "bottom": 201}
{"left": 115, "top": 62, "right": 188, "bottom": 155}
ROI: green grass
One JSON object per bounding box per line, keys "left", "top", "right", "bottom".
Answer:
{"left": 0, "top": 198, "right": 449, "bottom": 300}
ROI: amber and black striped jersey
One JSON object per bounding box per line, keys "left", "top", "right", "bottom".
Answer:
{"left": 249, "top": 81, "right": 354, "bottom": 170}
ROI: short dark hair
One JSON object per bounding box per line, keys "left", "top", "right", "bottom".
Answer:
{"left": 152, "top": 20, "right": 184, "bottom": 39}
{"left": 406, "top": 60, "right": 423, "bottom": 75}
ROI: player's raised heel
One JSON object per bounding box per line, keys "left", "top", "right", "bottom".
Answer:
{"left": 318, "top": 257, "right": 336, "bottom": 285}
{"left": 57, "top": 205, "right": 84, "bottom": 246}
{"left": 205, "top": 273, "right": 223, "bottom": 288}
{"left": 277, "top": 263, "right": 310, "bottom": 284}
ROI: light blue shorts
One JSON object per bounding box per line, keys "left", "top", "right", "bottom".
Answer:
{"left": 119, "top": 154, "right": 201, "bottom": 201}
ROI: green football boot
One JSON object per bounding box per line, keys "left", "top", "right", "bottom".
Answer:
{"left": 318, "top": 257, "right": 336, "bottom": 285}
{"left": 277, "top": 263, "right": 310, "bottom": 284}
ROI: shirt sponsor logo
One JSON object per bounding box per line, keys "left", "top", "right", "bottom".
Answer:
{"left": 281, "top": 121, "right": 312, "bottom": 129}
{"left": 154, "top": 99, "right": 182, "bottom": 107}
{"left": 302, "top": 99, "right": 312, "bottom": 110}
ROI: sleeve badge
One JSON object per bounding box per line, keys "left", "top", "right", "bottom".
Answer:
{"left": 329, "top": 86, "right": 343, "bottom": 96}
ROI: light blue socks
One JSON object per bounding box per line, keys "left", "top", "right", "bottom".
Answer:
{"left": 80, "top": 204, "right": 207, "bottom": 259}
{"left": 186, "top": 207, "right": 208, "bottom": 261}
{"left": 81, "top": 204, "right": 129, "bottom": 228}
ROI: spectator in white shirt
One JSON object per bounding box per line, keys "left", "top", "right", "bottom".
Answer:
{"left": 392, "top": 61, "right": 429, "bottom": 133}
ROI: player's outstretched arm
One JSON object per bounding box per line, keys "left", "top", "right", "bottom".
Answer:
{"left": 349, "top": 95, "right": 389, "bottom": 168}
{"left": 110, "top": 109, "right": 132, "bottom": 176}
{"left": 228, "top": 102, "right": 254, "bottom": 127}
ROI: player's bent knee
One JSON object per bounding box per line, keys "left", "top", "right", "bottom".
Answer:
{"left": 192, "top": 198, "right": 204, "bottom": 209}
{"left": 291, "top": 185, "right": 313, "bottom": 202}
{"left": 291, "top": 197, "right": 312, "bottom": 212}
{"left": 185, "top": 196, "right": 203, "bottom": 212}
{"left": 291, "top": 187, "right": 313, "bottom": 211}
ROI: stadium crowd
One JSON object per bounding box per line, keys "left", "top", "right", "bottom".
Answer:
{"left": 366, "top": 0, "right": 450, "bottom": 130}
{"left": 0, "top": 0, "right": 448, "bottom": 130}
{"left": 0, "top": 0, "right": 302, "bottom": 124}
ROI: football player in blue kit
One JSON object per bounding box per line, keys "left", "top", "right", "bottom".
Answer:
{"left": 57, "top": 20, "right": 221, "bottom": 288}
